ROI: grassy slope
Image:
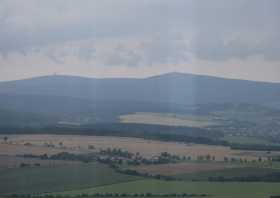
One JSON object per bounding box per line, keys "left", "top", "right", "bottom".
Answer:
{"left": 0, "top": 163, "right": 141, "bottom": 195}
{"left": 52, "top": 179, "right": 280, "bottom": 198}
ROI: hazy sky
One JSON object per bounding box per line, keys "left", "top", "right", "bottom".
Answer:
{"left": 0, "top": 0, "right": 280, "bottom": 82}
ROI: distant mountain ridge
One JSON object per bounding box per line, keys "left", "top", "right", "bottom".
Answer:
{"left": 0, "top": 72, "right": 280, "bottom": 106}
{"left": 0, "top": 72, "right": 280, "bottom": 127}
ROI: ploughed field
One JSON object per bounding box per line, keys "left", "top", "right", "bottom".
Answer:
{"left": 130, "top": 162, "right": 232, "bottom": 176}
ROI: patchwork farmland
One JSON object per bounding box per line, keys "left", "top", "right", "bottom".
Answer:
{"left": 1, "top": 134, "right": 280, "bottom": 198}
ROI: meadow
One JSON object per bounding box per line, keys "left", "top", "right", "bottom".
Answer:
{"left": 222, "top": 135, "right": 280, "bottom": 146}
{"left": 0, "top": 162, "right": 140, "bottom": 195}
{"left": 51, "top": 179, "right": 280, "bottom": 198}
{"left": 175, "top": 166, "right": 280, "bottom": 181}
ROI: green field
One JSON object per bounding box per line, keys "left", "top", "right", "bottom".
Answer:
{"left": 0, "top": 163, "right": 141, "bottom": 195}
{"left": 176, "top": 167, "right": 280, "bottom": 181}
{"left": 51, "top": 179, "right": 280, "bottom": 198}
{"left": 222, "top": 135, "right": 278, "bottom": 146}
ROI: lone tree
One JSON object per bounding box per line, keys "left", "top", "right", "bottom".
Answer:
{"left": 224, "top": 157, "right": 229, "bottom": 162}
{"left": 3, "top": 136, "right": 8, "bottom": 143}
{"left": 206, "top": 154, "right": 211, "bottom": 161}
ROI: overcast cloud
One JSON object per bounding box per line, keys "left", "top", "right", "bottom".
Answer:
{"left": 0, "top": 0, "right": 280, "bottom": 82}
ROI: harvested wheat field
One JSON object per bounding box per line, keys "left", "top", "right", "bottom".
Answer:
{"left": 0, "top": 134, "right": 271, "bottom": 161}
{"left": 119, "top": 112, "right": 217, "bottom": 128}
{"left": 0, "top": 143, "right": 65, "bottom": 156}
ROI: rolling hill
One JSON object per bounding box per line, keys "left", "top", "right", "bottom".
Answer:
{"left": 1, "top": 72, "right": 280, "bottom": 106}
{"left": 0, "top": 72, "right": 280, "bottom": 127}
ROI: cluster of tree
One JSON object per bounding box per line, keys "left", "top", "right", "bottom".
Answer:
{"left": 97, "top": 157, "right": 122, "bottom": 166}
{"left": 23, "top": 149, "right": 190, "bottom": 168}
{"left": 2, "top": 136, "right": 8, "bottom": 143}
{"left": 22, "top": 152, "right": 97, "bottom": 163}
{"left": 223, "top": 157, "right": 243, "bottom": 163}
{"left": 154, "top": 152, "right": 182, "bottom": 164}
{"left": 7, "top": 192, "right": 209, "bottom": 198}
{"left": 99, "top": 148, "right": 134, "bottom": 159}
{"left": 97, "top": 149, "right": 144, "bottom": 166}
{"left": 196, "top": 155, "right": 215, "bottom": 161}
{"left": 22, "top": 150, "right": 136, "bottom": 167}
{"left": 269, "top": 156, "right": 280, "bottom": 162}
{"left": 126, "top": 152, "right": 190, "bottom": 166}
{"left": 223, "top": 156, "right": 263, "bottom": 163}
{"left": 19, "top": 162, "right": 40, "bottom": 168}
{"left": 88, "top": 145, "right": 95, "bottom": 150}
{"left": 49, "top": 152, "right": 97, "bottom": 162}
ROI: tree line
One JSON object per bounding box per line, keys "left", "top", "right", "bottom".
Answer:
{"left": 7, "top": 192, "right": 209, "bottom": 198}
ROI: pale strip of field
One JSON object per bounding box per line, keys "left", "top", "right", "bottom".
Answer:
{"left": 132, "top": 162, "right": 230, "bottom": 176}
{"left": 0, "top": 134, "right": 272, "bottom": 161}
{"left": 119, "top": 112, "right": 216, "bottom": 127}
